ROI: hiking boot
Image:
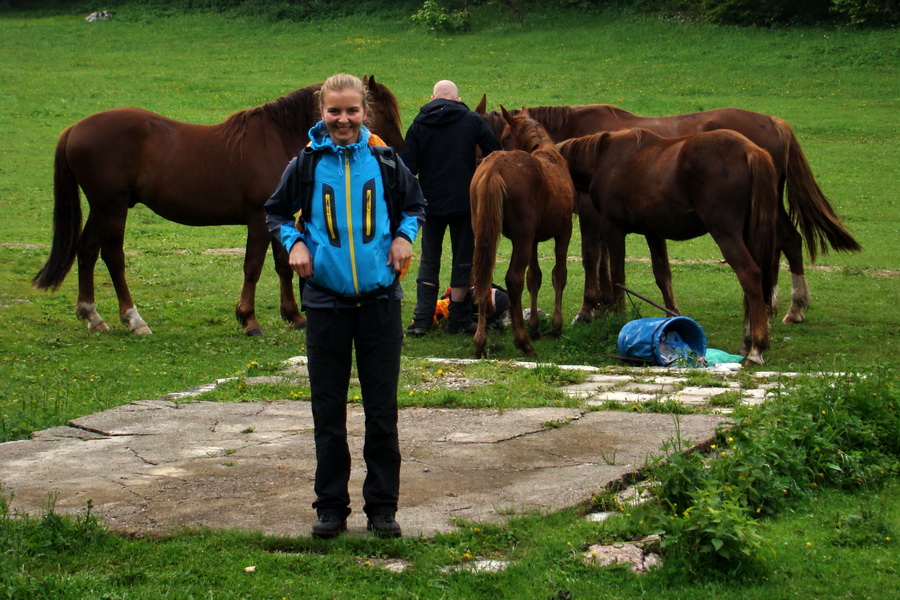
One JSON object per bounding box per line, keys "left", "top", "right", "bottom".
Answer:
{"left": 447, "top": 300, "right": 477, "bottom": 334}
{"left": 311, "top": 513, "right": 347, "bottom": 539}
{"left": 406, "top": 317, "right": 432, "bottom": 337}
{"left": 366, "top": 513, "right": 402, "bottom": 538}
{"left": 407, "top": 281, "right": 439, "bottom": 337}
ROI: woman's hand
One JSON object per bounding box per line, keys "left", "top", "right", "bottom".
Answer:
{"left": 387, "top": 237, "right": 412, "bottom": 274}
{"left": 289, "top": 241, "right": 313, "bottom": 278}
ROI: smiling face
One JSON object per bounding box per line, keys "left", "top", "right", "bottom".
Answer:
{"left": 321, "top": 87, "right": 367, "bottom": 147}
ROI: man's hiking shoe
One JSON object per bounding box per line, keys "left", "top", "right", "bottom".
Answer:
{"left": 311, "top": 513, "right": 347, "bottom": 539}
{"left": 406, "top": 319, "right": 432, "bottom": 337}
{"left": 367, "top": 513, "right": 402, "bottom": 538}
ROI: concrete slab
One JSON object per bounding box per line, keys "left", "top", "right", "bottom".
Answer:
{"left": 0, "top": 399, "right": 728, "bottom": 539}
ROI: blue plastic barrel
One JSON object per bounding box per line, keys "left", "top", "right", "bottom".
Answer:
{"left": 617, "top": 317, "right": 707, "bottom": 366}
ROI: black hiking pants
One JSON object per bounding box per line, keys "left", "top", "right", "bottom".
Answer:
{"left": 305, "top": 298, "right": 403, "bottom": 519}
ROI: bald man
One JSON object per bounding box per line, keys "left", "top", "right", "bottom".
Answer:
{"left": 401, "top": 80, "right": 501, "bottom": 336}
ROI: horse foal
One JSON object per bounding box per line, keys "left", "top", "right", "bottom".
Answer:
{"left": 469, "top": 108, "right": 574, "bottom": 358}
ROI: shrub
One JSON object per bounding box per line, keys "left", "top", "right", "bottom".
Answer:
{"left": 411, "top": 0, "right": 472, "bottom": 32}
{"left": 648, "top": 367, "right": 899, "bottom": 573}
{"left": 831, "top": 0, "right": 900, "bottom": 25}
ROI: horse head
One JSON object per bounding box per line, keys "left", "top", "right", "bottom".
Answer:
{"left": 500, "top": 105, "right": 551, "bottom": 153}
{"left": 363, "top": 74, "right": 405, "bottom": 151}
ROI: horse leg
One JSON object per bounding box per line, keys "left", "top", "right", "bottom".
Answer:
{"left": 711, "top": 234, "right": 770, "bottom": 365}
{"left": 506, "top": 241, "right": 534, "bottom": 357}
{"left": 646, "top": 235, "right": 680, "bottom": 315}
{"left": 271, "top": 238, "right": 306, "bottom": 330}
{"left": 549, "top": 227, "right": 571, "bottom": 339}
{"left": 526, "top": 245, "right": 542, "bottom": 340}
{"left": 94, "top": 208, "right": 151, "bottom": 334}
{"left": 74, "top": 213, "right": 109, "bottom": 332}
{"left": 574, "top": 193, "right": 601, "bottom": 324}
{"left": 777, "top": 212, "right": 810, "bottom": 324}
{"left": 604, "top": 228, "right": 628, "bottom": 314}
{"left": 235, "top": 217, "right": 268, "bottom": 336}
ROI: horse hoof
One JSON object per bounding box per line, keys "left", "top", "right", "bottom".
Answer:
{"left": 782, "top": 312, "right": 805, "bottom": 325}
{"left": 244, "top": 328, "right": 263, "bottom": 337}
{"left": 743, "top": 349, "right": 765, "bottom": 366}
{"left": 290, "top": 317, "right": 307, "bottom": 330}
{"left": 132, "top": 325, "right": 153, "bottom": 335}
{"left": 88, "top": 322, "right": 110, "bottom": 333}
{"left": 572, "top": 313, "right": 592, "bottom": 325}
{"left": 519, "top": 346, "right": 536, "bottom": 357}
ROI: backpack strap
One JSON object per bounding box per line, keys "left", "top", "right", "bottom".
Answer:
{"left": 296, "top": 146, "right": 322, "bottom": 225}
{"left": 370, "top": 145, "right": 398, "bottom": 196}
{"left": 370, "top": 145, "right": 400, "bottom": 231}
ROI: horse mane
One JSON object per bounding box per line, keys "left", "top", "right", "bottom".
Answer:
{"left": 510, "top": 114, "right": 556, "bottom": 152}
{"left": 520, "top": 106, "right": 573, "bottom": 134}
{"left": 221, "top": 84, "right": 321, "bottom": 155}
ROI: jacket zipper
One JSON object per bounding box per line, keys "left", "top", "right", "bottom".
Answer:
{"left": 343, "top": 149, "right": 360, "bottom": 296}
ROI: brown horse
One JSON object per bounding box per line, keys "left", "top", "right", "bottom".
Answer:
{"left": 557, "top": 129, "right": 780, "bottom": 364}
{"left": 469, "top": 107, "right": 575, "bottom": 358}
{"left": 32, "top": 75, "right": 404, "bottom": 336}
{"left": 482, "top": 103, "right": 861, "bottom": 325}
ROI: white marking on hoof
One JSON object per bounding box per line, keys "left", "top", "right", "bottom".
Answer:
{"left": 782, "top": 309, "right": 805, "bottom": 325}
{"left": 75, "top": 302, "right": 109, "bottom": 332}
{"left": 784, "top": 273, "right": 810, "bottom": 323}
{"left": 572, "top": 313, "right": 592, "bottom": 325}
{"left": 745, "top": 348, "right": 765, "bottom": 366}
{"left": 122, "top": 307, "right": 152, "bottom": 334}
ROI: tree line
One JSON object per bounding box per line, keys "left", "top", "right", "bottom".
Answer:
{"left": 6, "top": 0, "right": 898, "bottom": 27}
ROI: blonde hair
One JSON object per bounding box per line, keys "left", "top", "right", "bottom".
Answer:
{"left": 316, "top": 73, "right": 370, "bottom": 112}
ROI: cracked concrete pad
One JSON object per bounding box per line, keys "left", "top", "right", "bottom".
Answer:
{"left": 0, "top": 400, "right": 728, "bottom": 538}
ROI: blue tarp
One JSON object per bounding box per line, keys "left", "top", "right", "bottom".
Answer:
{"left": 617, "top": 317, "right": 708, "bottom": 366}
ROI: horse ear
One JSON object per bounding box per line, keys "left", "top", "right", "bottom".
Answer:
{"left": 475, "top": 93, "right": 487, "bottom": 115}
{"left": 366, "top": 74, "right": 376, "bottom": 87}
{"left": 500, "top": 105, "right": 512, "bottom": 124}
{"left": 520, "top": 106, "right": 529, "bottom": 117}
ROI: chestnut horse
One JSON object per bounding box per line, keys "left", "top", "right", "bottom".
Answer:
{"left": 482, "top": 103, "right": 860, "bottom": 325}
{"left": 469, "top": 107, "right": 574, "bottom": 358}
{"left": 557, "top": 129, "right": 780, "bottom": 364}
{"left": 32, "top": 76, "right": 404, "bottom": 336}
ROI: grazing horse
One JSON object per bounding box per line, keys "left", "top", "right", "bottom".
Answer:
{"left": 32, "top": 76, "right": 404, "bottom": 336}
{"left": 481, "top": 103, "right": 860, "bottom": 325}
{"left": 557, "top": 129, "right": 780, "bottom": 364}
{"left": 469, "top": 107, "right": 574, "bottom": 358}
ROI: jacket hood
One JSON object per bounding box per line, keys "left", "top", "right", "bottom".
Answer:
{"left": 413, "top": 98, "right": 471, "bottom": 126}
{"left": 308, "top": 120, "right": 373, "bottom": 153}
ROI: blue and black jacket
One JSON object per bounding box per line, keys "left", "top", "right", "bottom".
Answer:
{"left": 265, "top": 122, "right": 425, "bottom": 306}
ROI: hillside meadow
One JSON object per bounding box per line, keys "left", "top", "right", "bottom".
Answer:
{"left": 0, "top": 5, "right": 897, "bottom": 439}
{"left": 0, "top": 6, "right": 898, "bottom": 599}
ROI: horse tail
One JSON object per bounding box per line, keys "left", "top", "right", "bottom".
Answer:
{"left": 774, "top": 117, "right": 862, "bottom": 261}
{"left": 747, "top": 146, "right": 780, "bottom": 307}
{"left": 33, "top": 126, "right": 82, "bottom": 290}
{"left": 470, "top": 163, "right": 506, "bottom": 310}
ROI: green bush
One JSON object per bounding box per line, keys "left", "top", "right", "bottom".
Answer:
{"left": 648, "top": 368, "right": 899, "bottom": 573}
{"left": 411, "top": 0, "right": 472, "bottom": 32}
{"left": 831, "top": 0, "right": 900, "bottom": 25}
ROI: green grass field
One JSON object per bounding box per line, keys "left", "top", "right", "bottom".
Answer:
{"left": 0, "top": 5, "right": 898, "bottom": 597}
{"left": 1, "top": 2, "right": 897, "bottom": 435}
